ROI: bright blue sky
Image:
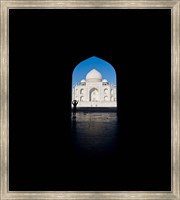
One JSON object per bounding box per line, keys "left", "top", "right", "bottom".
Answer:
{"left": 72, "top": 56, "right": 116, "bottom": 86}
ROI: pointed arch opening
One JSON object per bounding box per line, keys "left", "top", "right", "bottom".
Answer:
{"left": 72, "top": 56, "right": 117, "bottom": 109}
{"left": 89, "top": 88, "right": 99, "bottom": 102}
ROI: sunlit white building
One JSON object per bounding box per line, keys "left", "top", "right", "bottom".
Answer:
{"left": 72, "top": 69, "right": 117, "bottom": 107}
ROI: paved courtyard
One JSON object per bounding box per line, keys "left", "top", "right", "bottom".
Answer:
{"left": 71, "top": 111, "right": 120, "bottom": 159}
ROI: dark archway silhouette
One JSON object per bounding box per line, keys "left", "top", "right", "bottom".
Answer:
{"left": 10, "top": 9, "right": 171, "bottom": 191}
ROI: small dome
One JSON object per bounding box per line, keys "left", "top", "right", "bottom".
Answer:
{"left": 86, "top": 69, "right": 102, "bottom": 82}
{"left": 81, "top": 79, "right": 86, "bottom": 83}
{"left": 102, "top": 79, "right": 108, "bottom": 83}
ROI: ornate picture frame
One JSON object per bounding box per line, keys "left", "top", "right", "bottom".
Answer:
{"left": 1, "top": 0, "right": 179, "bottom": 199}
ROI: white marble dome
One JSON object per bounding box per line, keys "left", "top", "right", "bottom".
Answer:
{"left": 81, "top": 79, "right": 86, "bottom": 83}
{"left": 102, "top": 79, "right": 108, "bottom": 83}
{"left": 86, "top": 69, "right": 102, "bottom": 82}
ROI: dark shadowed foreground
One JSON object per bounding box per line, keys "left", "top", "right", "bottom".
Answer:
{"left": 70, "top": 110, "right": 122, "bottom": 190}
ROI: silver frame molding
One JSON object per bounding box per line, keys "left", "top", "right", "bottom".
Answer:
{"left": 1, "top": 0, "right": 179, "bottom": 199}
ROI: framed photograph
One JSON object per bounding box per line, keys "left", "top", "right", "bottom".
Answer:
{"left": 1, "top": 0, "right": 179, "bottom": 199}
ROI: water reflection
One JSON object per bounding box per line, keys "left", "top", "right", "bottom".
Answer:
{"left": 71, "top": 112, "right": 119, "bottom": 158}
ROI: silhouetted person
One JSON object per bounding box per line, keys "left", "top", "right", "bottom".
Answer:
{"left": 72, "top": 100, "right": 78, "bottom": 117}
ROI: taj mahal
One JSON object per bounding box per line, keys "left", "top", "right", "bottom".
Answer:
{"left": 72, "top": 68, "right": 117, "bottom": 107}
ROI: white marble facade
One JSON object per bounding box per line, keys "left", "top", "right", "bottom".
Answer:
{"left": 72, "top": 69, "right": 117, "bottom": 107}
